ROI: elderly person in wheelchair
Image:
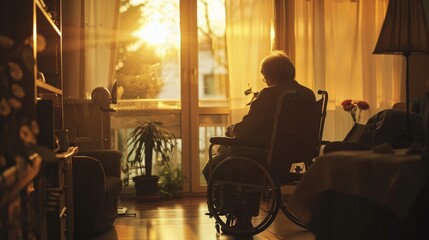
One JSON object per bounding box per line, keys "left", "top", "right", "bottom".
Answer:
{"left": 203, "top": 50, "right": 326, "bottom": 236}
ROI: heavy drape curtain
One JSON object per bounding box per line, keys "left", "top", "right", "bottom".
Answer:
{"left": 275, "top": 0, "right": 403, "bottom": 140}
{"left": 225, "top": 0, "right": 274, "bottom": 123}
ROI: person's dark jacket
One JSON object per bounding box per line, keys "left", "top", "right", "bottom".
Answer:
{"left": 231, "top": 80, "right": 316, "bottom": 147}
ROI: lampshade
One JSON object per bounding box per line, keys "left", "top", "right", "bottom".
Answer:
{"left": 373, "top": 0, "right": 429, "bottom": 55}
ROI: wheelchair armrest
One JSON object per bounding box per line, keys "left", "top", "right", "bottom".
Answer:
{"left": 210, "top": 137, "right": 241, "bottom": 146}
{"left": 210, "top": 137, "right": 268, "bottom": 150}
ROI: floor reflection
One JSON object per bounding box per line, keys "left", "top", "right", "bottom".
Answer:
{"left": 81, "top": 196, "right": 314, "bottom": 240}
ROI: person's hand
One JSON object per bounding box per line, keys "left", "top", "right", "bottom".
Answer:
{"left": 225, "top": 125, "right": 235, "bottom": 137}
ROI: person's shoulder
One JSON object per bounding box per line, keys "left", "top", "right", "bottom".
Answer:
{"left": 279, "top": 80, "right": 314, "bottom": 92}
{"left": 300, "top": 85, "right": 316, "bottom": 99}
{"left": 293, "top": 80, "right": 312, "bottom": 90}
{"left": 284, "top": 80, "right": 316, "bottom": 101}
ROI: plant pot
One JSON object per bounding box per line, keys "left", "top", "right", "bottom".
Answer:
{"left": 133, "top": 175, "right": 160, "bottom": 200}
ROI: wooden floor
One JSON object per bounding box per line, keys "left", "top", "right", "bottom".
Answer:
{"left": 85, "top": 196, "right": 315, "bottom": 240}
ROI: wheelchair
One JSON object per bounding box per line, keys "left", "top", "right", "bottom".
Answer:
{"left": 206, "top": 90, "right": 328, "bottom": 236}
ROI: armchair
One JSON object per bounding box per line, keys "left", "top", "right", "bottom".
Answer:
{"left": 73, "top": 150, "right": 122, "bottom": 238}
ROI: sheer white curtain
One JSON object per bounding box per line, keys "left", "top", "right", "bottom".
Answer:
{"left": 83, "top": 0, "right": 120, "bottom": 98}
{"left": 225, "top": 0, "right": 274, "bottom": 123}
{"left": 293, "top": 0, "right": 404, "bottom": 140}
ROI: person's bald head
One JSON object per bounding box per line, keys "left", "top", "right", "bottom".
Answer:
{"left": 260, "top": 50, "right": 295, "bottom": 85}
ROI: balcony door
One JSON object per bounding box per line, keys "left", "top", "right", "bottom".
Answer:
{"left": 112, "top": 0, "right": 229, "bottom": 193}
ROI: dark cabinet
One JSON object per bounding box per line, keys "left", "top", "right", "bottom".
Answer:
{"left": 46, "top": 147, "right": 77, "bottom": 240}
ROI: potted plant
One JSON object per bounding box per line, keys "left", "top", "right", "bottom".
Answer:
{"left": 124, "top": 121, "right": 176, "bottom": 200}
{"left": 159, "top": 163, "right": 185, "bottom": 199}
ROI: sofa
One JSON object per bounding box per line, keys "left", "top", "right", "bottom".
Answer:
{"left": 73, "top": 150, "right": 122, "bottom": 238}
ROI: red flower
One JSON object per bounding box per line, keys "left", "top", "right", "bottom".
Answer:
{"left": 341, "top": 99, "right": 355, "bottom": 112}
{"left": 356, "top": 101, "right": 369, "bottom": 110}
{"left": 341, "top": 99, "right": 370, "bottom": 124}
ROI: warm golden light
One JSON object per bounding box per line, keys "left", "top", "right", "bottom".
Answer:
{"left": 134, "top": 19, "right": 169, "bottom": 46}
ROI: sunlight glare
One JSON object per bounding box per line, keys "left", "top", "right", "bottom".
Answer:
{"left": 134, "top": 19, "right": 169, "bottom": 46}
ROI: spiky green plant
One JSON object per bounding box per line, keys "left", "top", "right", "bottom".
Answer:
{"left": 124, "top": 121, "right": 176, "bottom": 176}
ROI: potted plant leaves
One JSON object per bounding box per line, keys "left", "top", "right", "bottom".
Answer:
{"left": 124, "top": 121, "right": 176, "bottom": 201}
{"left": 159, "top": 163, "right": 185, "bottom": 199}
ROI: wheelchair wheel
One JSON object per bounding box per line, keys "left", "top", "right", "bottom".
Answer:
{"left": 207, "top": 157, "right": 281, "bottom": 236}
{"left": 280, "top": 204, "right": 307, "bottom": 229}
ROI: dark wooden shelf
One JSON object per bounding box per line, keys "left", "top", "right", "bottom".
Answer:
{"left": 36, "top": 79, "right": 63, "bottom": 95}
{"left": 1, "top": 0, "right": 64, "bottom": 239}
{"left": 35, "top": 0, "right": 61, "bottom": 36}
{"left": 0, "top": 155, "right": 42, "bottom": 208}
